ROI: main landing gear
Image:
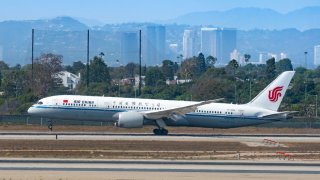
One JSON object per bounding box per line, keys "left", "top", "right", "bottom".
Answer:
{"left": 153, "top": 119, "right": 168, "bottom": 135}
{"left": 153, "top": 128, "right": 168, "bottom": 135}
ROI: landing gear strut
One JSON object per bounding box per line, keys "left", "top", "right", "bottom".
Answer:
{"left": 153, "top": 119, "right": 168, "bottom": 135}
{"left": 47, "top": 120, "right": 53, "bottom": 131}
{"left": 153, "top": 128, "right": 168, "bottom": 135}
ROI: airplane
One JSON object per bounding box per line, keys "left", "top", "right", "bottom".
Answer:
{"left": 28, "top": 71, "right": 295, "bottom": 135}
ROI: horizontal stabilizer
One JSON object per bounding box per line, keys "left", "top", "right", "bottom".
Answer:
{"left": 260, "top": 111, "right": 298, "bottom": 119}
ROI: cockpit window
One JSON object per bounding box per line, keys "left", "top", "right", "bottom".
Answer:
{"left": 37, "top": 101, "right": 43, "bottom": 105}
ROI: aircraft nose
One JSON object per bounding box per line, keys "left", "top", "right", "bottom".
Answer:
{"left": 27, "top": 106, "right": 36, "bottom": 115}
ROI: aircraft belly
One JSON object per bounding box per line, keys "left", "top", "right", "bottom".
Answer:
{"left": 39, "top": 107, "right": 116, "bottom": 122}
{"left": 185, "top": 114, "right": 271, "bottom": 128}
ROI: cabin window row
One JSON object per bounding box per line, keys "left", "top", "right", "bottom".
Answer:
{"left": 63, "top": 103, "right": 97, "bottom": 107}
{"left": 196, "top": 110, "right": 222, "bottom": 114}
{"left": 111, "top": 106, "right": 164, "bottom": 110}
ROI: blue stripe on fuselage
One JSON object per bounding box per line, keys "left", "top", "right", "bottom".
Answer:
{"left": 31, "top": 105, "right": 269, "bottom": 121}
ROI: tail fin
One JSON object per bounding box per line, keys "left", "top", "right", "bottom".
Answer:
{"left": 247, "top": 71, "right": 295, "bottom": 111}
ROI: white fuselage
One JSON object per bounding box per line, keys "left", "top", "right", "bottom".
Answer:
{"left": 28, "top": 95, "right": 280, "bottom": 128}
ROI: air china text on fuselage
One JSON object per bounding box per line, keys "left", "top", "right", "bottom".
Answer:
{"left": 28, "top": 71, "right": 295, "bottom": 135}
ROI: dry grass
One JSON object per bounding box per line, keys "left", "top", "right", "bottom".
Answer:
{"left": 0, "top": 139, "right": 319, "bottom": 160}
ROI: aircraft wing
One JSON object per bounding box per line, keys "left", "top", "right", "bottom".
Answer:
{"left": 143, "top": 98, "right": 224, "bottom": 120}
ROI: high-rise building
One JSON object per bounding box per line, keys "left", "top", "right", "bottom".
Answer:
{"left": 169, "top": 43, "right": 178, "bottom": 61}
{"left": 120, "top": 32, "right": 139, "bottom": 64}
{"left": 259, "top": 52, "right": 267, "bottom": 63}
{"left": 182, "top": 30, "right": 195, "bottom": 59}
{"left": 200, "top": 28, "right": 236, "bottom": 65}
{"left": 201, "top": 28, "right": 217, "bottom": 59}
{"left": 230, "top": 49, "right": 240, "bottom": 62}
{"left": 143, "top": 25, "right": 166, "bottom": 65}
{"left": 314, "top": 45, "right": 320, "bottom": 66}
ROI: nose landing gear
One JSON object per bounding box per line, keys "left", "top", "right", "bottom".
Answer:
{"left": 47, "top": 120, "right": 53, "bottom": 131}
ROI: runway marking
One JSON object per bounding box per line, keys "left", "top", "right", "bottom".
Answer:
{"left": 0, "top": 159, "right": 319, "bottom": 174}
{"left": 0, "top": 167, "right": 319, "bottom": 174}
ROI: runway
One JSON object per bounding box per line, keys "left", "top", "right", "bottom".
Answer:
{"left": 0, "top": 132, "right": 319, "bottom": 142}
{"left": 0, "top": 133, "right": 319, "bottom": 179}
{"left": 0, "top": 159, "right": 319, "bottom": 180}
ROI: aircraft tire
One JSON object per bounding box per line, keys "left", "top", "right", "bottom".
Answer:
{"left": 153, "top": 128, "right": 168, "bottom": 135}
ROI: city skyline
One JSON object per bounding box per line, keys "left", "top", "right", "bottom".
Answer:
{"left": 1, "top": 0, "right": 320, "bottom": 24}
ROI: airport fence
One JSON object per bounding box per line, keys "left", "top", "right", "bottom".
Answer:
{"left": 0, "top": 115, "right": 319, "bottom": 128}
{"left": 0, "top": 115, "right": 114, "bottom": 126}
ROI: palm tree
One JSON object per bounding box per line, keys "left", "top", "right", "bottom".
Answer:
{"left": 244, "top": 54, "right": 251, "bottom": 64}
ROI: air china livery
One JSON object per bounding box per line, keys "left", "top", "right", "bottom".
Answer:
{"left": 28, "top": 71, "right": 295, "bottom": 135}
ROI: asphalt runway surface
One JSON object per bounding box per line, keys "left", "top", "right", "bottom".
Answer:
{"left": 0, "top": 132, "right": 320, "bottom": 142}
{"left": 0, "top": 133, "right": 319, "bottom": 179}
{"left": 0, "top": 159, "right": 319, "bottom": 180}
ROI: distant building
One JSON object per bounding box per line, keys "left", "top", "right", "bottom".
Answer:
{"left": 169, "top": 43, "right": 178, "bottom": 61}
{"left": 230, "top": 49, "right": 240, "bottom": 62}
{"left": 200, "top": 28, "right": 236, "bottom": 65}
{"left": 120, "top": 31, "right": 139, "bottom": 64}
{"left": 259, "top": 52, "right": 268, "bottom": 63}
{"left": 182, "top": 30, "right": 195, "bottom": 59}
{"left": 166, "top": 76, "right": 192, "bottom": 85}
{"left": 143, "top": 25, "right": 166, "bottom": 65}
{"left": 56, "top": 71, "right": 80, "bottom": 90}
{"left": 280, "top": 52, "right": 287, "bottom": 60}
{"left": 134, "top": 75, "right": 146, "bottom": 87}
{"left": 259, "top": 52, "right": 287, "bottom": 63}
{"left": 269, "top": 53, "right": 278, "bottom": 61}
{"left": 314, "top": 45, "right": 320, "bottom": 66}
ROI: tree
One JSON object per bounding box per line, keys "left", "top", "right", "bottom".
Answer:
{"left": 125, "top": 62, "right": 136, "bottom": 78}
{"left": 206, "top": 55, "right": 217, "bottom": 68}
{"left": 33, "top": 53, "right": 63, "bottom": 97}
{"left": 276, "top": 58, "right": 293, "bottom": 73}
{"left": 244, "top": 54, "right": 251, "bottom": 63}
{"left": 190, "top": 68, "right": 233, "bottom": 101}
{"left": 0, "top": 61, "right": 9, "bottom": 70}
{"left": 196, "top": 53, "right": 206, "bottom": 77}
{"left": 145, "top": 67, "right": 165, "bottom": 86}
{"left": 162, "top": 60, "right": 174, "bottom": 80}
{"left": 266, "top": 57, "right": 276, "bottom": 79}
{"left": 88, "top": 56, "right": 110, "bottom": 84}
{"left": 227, "top": 59, "right": 239, "bottom": 76}
{"left": 72, "top": 61, "right": 86, "bottom": 74}
{"left": 178, "top": 57, "right": 197, "bottom": 79}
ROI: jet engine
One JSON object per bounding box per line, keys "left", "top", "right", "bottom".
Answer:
{"left": 114, "top": 111, "right": 144, "bottom": 128}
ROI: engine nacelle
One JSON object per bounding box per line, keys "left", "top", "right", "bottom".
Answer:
{"left": 115, "top": 111, "right": 144, "bottom": 128}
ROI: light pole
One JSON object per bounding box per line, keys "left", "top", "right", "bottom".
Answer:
{"left": 304, "top": 51, "right": 308, "bottom": 68}
{"left": 311, "top": 94, "right": 318, "bottom": 118}
{"left": 316, "top": 94, "right": 318, "bottom": 118}
{"left": 246, "top": 78, "right": 252, "bottom": 101}
{"left": 116, "top": 60, "right": 121, "bottom": 97}
{"left": 304, "top": 81, "right": 307, "bottom": 117}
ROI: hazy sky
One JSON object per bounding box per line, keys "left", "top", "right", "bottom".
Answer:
{"left": 1, "top": 0, "right": 320, "bottom": 24}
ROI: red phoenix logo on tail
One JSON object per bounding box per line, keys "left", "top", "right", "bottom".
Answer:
{"left": 268, "top": 86, "right": 283, "bottom": 102}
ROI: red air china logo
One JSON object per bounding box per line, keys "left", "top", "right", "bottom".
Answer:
{"left": 268, "top": 86, "right": 283, "bottom": 102}
{"left": 63, "top": 100, "right": 68, "bottom": 103}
